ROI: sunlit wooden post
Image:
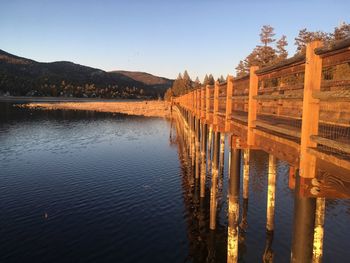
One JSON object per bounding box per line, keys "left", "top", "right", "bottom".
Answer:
{"left": 212, "top": 81, "right": 220, "bottom": 173}
{"left": 225, "top": 75, "right": 234, "bottom": 132}
{"left": 240, "top": 148, "right": 250, "bottom": 231}
{"left": 247, "top": 66, "right": 259, "bottom": 147}
{"left": 264, "top": 154, "right": 277, "bottom": 263}
{"left": 195, "top": 115, "right": 201, "bottom": 179}
{"left": 191, "top": 91, "right": 196, "bottom": 168}
{"left": 199, "top": 86, "right": 207, "bottom": 197}
{"left": 227, "top": 136, "right": 241, "bottom": 263}
{"left": 312, "top": 198, "right": 326, "bottom": 263}
{"left": 300, "top": 40, "right": 322, "bottom": 179}
{"left": 201, "top": 86, "right": 206, "bottom": 120}
{"left": 300, "top": 40, "right": 322, "bottom": 197}
{"left": 210, "top": 131, "right": 220, "bottom": 230}
{"left": 208, "top": 126, "right": 213, "bottom": 162}
{"left": 206, "top": 85, "right": 213, "bottom": 159}
{"left": 240, "top": 67, "right": 258, "bottom": 231}
{"left": 200, "top": 123, "right": 208, "bottom": 198}
{"left": 291, "top": 41, "right": 323, "bottom": 263}
{"left": 242, "top": 150, "right": 250, "bottom": 200}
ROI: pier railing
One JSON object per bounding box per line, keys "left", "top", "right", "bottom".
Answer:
{"left": 173, "top": 39, "right": 350, "bottom": 199}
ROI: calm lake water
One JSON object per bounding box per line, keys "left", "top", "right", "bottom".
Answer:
{"left": 0, "top": 102, "right": 349, "bottom": 262}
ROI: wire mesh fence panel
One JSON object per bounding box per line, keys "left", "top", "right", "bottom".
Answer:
{"left": 316, "top": 61, "right": 350, "bottom": 161}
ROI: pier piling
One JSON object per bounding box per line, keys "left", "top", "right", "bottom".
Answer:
{"left": 227, "top": 144, "right": 241, "bottom": 263}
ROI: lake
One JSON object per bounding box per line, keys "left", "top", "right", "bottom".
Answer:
{"left": 0, "top": 102, "right": 349, "bottom": 262}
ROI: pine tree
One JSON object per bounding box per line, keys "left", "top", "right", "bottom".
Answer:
{"left": 276, "top": 35, "right": 288, "bottom": 60}
{"left": 183, "top": 70, "right": 192, "bottom": 93}
{"left": 260, "top": 25, "right": 276, "bottom": 46}
{"left": 332, "top": 22, "right": 350, "bottom": 41}
{"left": 235, "top": 60, "right": 248, "bottom": 77}
{"left": 203, "top": 74, "right": 209, "bottom": 86}
{"left": 194, "top": 77, "right": 201, "bottom": 89}
{"left": 208, "top": 74, "right": 215, "bottom": 85}
{"left": 295, "top": 28, "right": 329, "bottom": 53}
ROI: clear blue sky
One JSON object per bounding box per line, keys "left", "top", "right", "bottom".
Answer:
{"left": 1, "top": 0, "right": 349, "bottom": 80}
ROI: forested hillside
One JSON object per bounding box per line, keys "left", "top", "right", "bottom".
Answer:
{"left": 0, "top": 50, "right": 173, "bottom": 99}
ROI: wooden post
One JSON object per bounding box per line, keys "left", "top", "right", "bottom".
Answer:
{"left": 240, "top": 149, "right": 250, "bottom": 230}
{"left": 213, "top": 81, "right": 219, "bottom": 128}
{"left": 187, "top": 111, "right": 191, "bottom": 155}
{"left": 225, "top": 75, "right": 234, "bottom": 132}
{"left": 208, "top": 125, "right": 213, "bottom": 162}
{"left": 195, "top": 117, "right": 201, "bottom": 179}
{"left": 247, "top": 66, "right": 259, "bottom": 146}
{"left": 267, "top": 154, "right": 277, "bottom": 232}
{"left": 206, "top": 84, "right": 210, "bottom": 121}
{"left": 227, "top": 144, "right": 241, "bottom": 263}
{"left": 219, "top": 133, "right": 225, "bottom": 176}
{"left": 242, "top": 149, "right": 250, "bottom": 200}
{"left": 299, "top": 41, "right": 323, "bottom": 179}
{"left": 210, "top": 131, "right": 220, "bottom": 230}
{"left": 201, "top": 86, "right": 205, "bottom": 120}
{"left": 312, "top": 197, "right": 326, "bottom": 263}
{"left": 189, "top": 113, "right": 193, "bottom": 157}
{"left": 200, "top": 123, "right": 208, "bottom": 198}
{"left": 291, "top": 170, "right": 316, "bottom": 263}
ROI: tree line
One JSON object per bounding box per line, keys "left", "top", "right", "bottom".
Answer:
{"left": 164, "top": 22, "right": 350, "bottom": 100}
{"left": 236, "top": 22, "right": 350, "bottom": 76}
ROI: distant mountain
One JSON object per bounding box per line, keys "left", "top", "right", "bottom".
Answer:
{"left": 112, "top": 70, "right": 173, "bottom": 89}
{"left": 0, "top": 49, "right": 173, "bottom": 99}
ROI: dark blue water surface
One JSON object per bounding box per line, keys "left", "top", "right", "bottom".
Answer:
{"left": 0, "top": 102, "right": 349, "bottom": 262}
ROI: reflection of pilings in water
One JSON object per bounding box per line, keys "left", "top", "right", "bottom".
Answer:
{"left": 263, "top": 154, "right": 277, "bottom": 262}
{"left": 312, "top": 197, "right": 326, "bottom": 263}
{"left": 187, "top": 113, "right": 192, "bottom": 156}
{"left": 180, "top": 112, "right": 194, "bottom": 185}
{"left": 291, "top": 170, "right": 316, "bottom": 263}
{"left": 240, "top": 149, "right": 250, "bottom": 231}
{"left": 169, "top": 119, "right": 173, "bottom": 141}
{"left": 227, "top": 146, "right": 241, "bottom": 263}
{"left": 266, "top": 154, "right": 276, "bottom": 232}
{"left": 191, "top": 116, "right": 196, "bottom": 170}
{"left": 210, "top": 131, "right": 220, "bottom": 230}
{"left": 200, "top": 123, "right": 208, "bottom": 198}
{"left": 263, "top": 230, "right": 274, "bottom": 263}
{"left": 207, "top": 230, "right": 216, "bottom": 263}
{"left": 174, "top": 114, "right": 212, "bottom": 263}
{"left": 219, "top": 133, "right": 225, "bottom": 176}
{"left": 174, "top": 109, "right": 228, "bottom": 263}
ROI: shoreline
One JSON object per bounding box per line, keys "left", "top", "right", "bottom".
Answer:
{"left": 18, "top": 100, "right": 171, "bottom": 118}
{"left": 0, "top": 96, "right": 149, "bottom": 103}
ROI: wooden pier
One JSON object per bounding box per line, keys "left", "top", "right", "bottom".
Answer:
{"left": 172, "top": 40, "right": 350, "bottom": 262}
